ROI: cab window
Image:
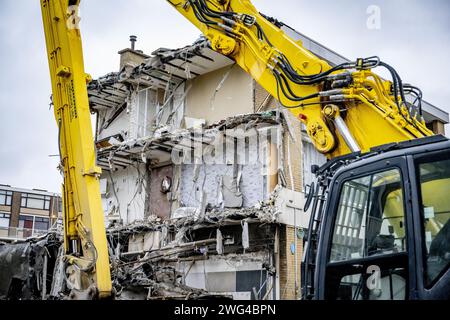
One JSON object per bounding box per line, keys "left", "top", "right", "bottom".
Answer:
{"left": 325, "top": 168, "right": 408, "bottom": 300}
{"left": 416, "top": 153, "right": 450, "bottom": 287}
{"left": 330, "top": 169, "right": 406, "bottom": 262}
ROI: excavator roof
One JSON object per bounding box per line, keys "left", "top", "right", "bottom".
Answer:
{"left": 315, "top": 135, "right": 449, "bottom": 179}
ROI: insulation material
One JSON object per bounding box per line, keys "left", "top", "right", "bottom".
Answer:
{"left": 242, "top": 220, "right": 250, "bottom": 250}
{"left": 221, "top": 175, "right": 243, "bottom": 208}
{"left": 216, "top": 229, "right": 223, "bottom": 255}
{"left": 180, "top": 164, "right": 265, "bottom": 209}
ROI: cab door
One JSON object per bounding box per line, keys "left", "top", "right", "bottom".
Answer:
{"left": 409, "top": 149, "right": 450, "bottom": 299}
{"left": 315, "top": 156, "right": 417, "bottom": 300}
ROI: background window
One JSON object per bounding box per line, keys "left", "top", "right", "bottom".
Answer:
{"left": 0, "top": 212, "right": 10, "bottom": 228}
{"left": 57, "top": 198, "right": 63, "bottom": 213}
{"left": 19, "top": 215, "right": 34, "bottom": 238}
{"left": 18, "top": 215, "right": 49, "bottom": 238}
{"left": 18, "top": 215, "right": 34, "bottom": 229}
{"left": 21, "top": 193, "right": 51, "bottom": 210}
{"left": 418, "top": 154, "right": 450, "bottom": 286}
{"left": 0, "top": 190, "right": 12, "bottom": 206}
{"left": 330, "top": 169, "right": 406, "bottom": 263}
{"left": 34, "top": 217, "right": 49, "bottom": 231}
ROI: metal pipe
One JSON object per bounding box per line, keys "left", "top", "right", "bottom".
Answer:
{"left": 334, "top": 115, "right": 361, "bottom": 152}
{"left": 42, "top": 254, "right": 48, "bottom": 300}
{"left": 71, "top": 239, "right": 78, "bottom": 254}
{"left": 130, "top": 35, "right": 137, "bottom": 50}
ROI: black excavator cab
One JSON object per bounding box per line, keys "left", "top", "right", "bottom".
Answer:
{"left": 302, "top": 135, "right": 450, "bottom": 300}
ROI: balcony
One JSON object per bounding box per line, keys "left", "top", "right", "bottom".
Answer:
{"left": 0, "top": 226, "right": 49, "bottom": 241}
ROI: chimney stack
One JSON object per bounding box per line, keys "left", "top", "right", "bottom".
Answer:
{"left": 118, "top": 35, "right": 149, "bottom": 70}
{"left": 130, "top": 35, "right": 137, "bottom": 50}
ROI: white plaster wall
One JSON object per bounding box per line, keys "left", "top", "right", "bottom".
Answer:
{"left": 101, "top": 164, "right": 147, "bottom": 224}
{"left": 185, "top": 66, "right": 254, "bottom": 125}
{"left": 97, "top": 108, "right": 131, "bottom": 141}
{"left": 129, "top": 88, "right": 159, "bottom": 139}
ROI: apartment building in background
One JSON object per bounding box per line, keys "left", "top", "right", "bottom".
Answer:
{"left": 0, "top": 185, "right": 62, "bottom": 241}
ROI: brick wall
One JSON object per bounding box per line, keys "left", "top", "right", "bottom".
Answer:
{"left": 9, "top": 192, "right": 21, "bottom": 229}
{"left": 254, "top": 81, "right": 275, "bottom": 112}
{"left": 253, "top": 81, "right": 306, "bottom": 300}
{"left": 278, "top": 225, "right": 303, "bottom": 300}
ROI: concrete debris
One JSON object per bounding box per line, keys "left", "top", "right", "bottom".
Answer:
{"left": 0, "top": 233, "right": 61, "bottom": 300}
{"left": 89, "top": 182, "right": 281, "bottom": 300}
{"left": 113, "top": 260, "right": 230, "bottom": 300}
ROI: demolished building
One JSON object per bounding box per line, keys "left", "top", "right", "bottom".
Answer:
{"left": 1, "top": 23, "right": 448, "bottom": 300}
{"left": 84, "top": 21, "right": 448, "bottom": 299}
{"left": 87, "top": 36, "right": 315, "bottom": 300}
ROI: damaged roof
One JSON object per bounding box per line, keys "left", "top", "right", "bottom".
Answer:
{"left": 88, "top": 38, "right": 234, "bottom": 112}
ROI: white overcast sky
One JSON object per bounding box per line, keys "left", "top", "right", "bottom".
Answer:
{"left": 0, "top": 0, "right": 449, "bottom": 193}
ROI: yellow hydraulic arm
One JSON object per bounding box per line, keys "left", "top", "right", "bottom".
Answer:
{"left": 168, "top": 0, "right": 433, "bottom": 158}
{"left": 40, "top": 0, "right": 111, "bottom": 298}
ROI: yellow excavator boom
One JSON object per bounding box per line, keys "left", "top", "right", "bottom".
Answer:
{"left": 167, "top": 0, "right": 433, "bottom": 158}
{"left": 40, "top": 0, "right": 111, "bottom": 298}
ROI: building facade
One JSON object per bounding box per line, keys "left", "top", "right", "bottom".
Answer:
{"left": 0, "top": 185, "right": 61, "bottom": 241}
